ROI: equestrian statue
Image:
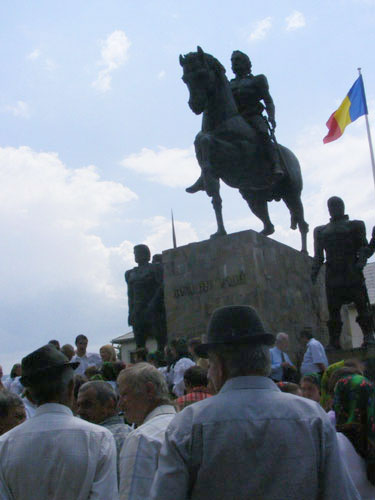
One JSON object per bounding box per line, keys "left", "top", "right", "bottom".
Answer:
{"left": 180, "top": 47, "right": 309, "bottom": 252}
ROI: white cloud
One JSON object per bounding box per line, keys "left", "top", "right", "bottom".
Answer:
{"left": 27, "top": 49, "right": 57, "bottom": 73}
{"left": 0, "top": 145, "right": 202, "bottom": 373}
{"left": 92, "top": 30, "right": 131, "bottom": 92}
{"left": 285, "top": 11, "right": 306, "bottom": 31}
{"left": 27, "top": 49, "right": 41, "bottom": 60}
{"left": 0, "top": 146, "right": 139, "bottom": 370}
{"left": 4, "top": 101, "right": 30, "bottom": 118}
{"left": 158, "top": 70, "right": 166, "bottom": 80}
{"left": 121, "top": 146, "right": 199, "bottom": 188}
{"left": 248, "top": 17, "right": 273, "bottom": 42}
{"left": 45, "top": 58, "right": 57, "bottom": 72}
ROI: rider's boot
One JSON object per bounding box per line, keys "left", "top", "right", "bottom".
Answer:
{"left": 186, "top": 175, "right": 204, "bottom": 193}
{"left": 357, "top": 314, "right": 375, "bottom": 348}
{"left": 266, "top": 140, "right": 284, "bottom": 183}
{"left": 325, "top": 319, "right": 342, "bottom": 350}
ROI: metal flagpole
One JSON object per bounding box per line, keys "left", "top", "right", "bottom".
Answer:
{"left": 358, "top": 68, "right": 375, "bottom": 193}
{"left": 171, "top": 210, "right": 177, "bottom": 249}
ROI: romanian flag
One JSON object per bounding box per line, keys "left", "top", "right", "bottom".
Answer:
{"left": 323, "top": 75, "right": 368, "bottom": 144}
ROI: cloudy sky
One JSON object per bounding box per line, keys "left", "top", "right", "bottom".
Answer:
{"left": 1, "top": 0, "right": 375, "bottom": 372}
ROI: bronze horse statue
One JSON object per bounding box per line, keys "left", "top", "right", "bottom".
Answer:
{"left": 179, "top": 47, "right": 309, "bottom": 252}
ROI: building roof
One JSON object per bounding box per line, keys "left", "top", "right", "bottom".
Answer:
{"left": 365, "top": 261, "right": 375, "bottom": 304}
{"left": 111, "top": 331, "right": 134, "bottom": 344}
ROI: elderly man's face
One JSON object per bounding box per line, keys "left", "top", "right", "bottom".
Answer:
{"left": 77, "top": 387, "right": 112, "bottom": 424}
{"left": 118, "top": 377, "right": 150, "bottom": 426}
{"left": 0, "top": 405, "right": 26, "bottom": 435}
{"left": 277, "top": 336, "right": 289, "bottom": 352}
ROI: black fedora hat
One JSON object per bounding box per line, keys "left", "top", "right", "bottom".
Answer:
{"left": 195, "top": 305, "right": 275, "bottom": 358}
{"left": 20, "top": 344, "right": 79, "bottom": 386}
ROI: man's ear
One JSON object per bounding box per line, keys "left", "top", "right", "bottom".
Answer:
{"left": 67, "top": 378, "right": 74, "bottom": 406}
{"left": 25, "top": 389, "right": 37, "bottom": 405}
{"left": 145, "top": 381, "right": 156, "bottom": 399}
{"left": 216, "top": 355, "right": 228, "bottom": 386}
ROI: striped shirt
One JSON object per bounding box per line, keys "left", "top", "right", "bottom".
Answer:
{"left": 119, "top": 405, "right": 176, "bottom": 500}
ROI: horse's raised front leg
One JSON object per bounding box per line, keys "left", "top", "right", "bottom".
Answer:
{"left": 240, "top": 191, "right": 274, "bottom": 236}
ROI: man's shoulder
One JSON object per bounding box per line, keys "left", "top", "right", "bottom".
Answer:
{"left": 314, "top": 224, "right": 328, "bottom": 237}
{"left": 130, "top": 408, "right": 176, "bottom": 439}
{"left": 349, "top": 219, "right": 366, "bottom": 231}
{"left": 125, "top": 266, "right": 141, "bottom": 282}
{"left": 60, "top": 414, "right": 115, "bottom": 440}
{"left": 87, "top": 352, "right": 101, "bottom": 361}
{"left": 169, "top": 388, "right": 330, "bottom": 431}
{"left": 309, "top": 338, "right": 325, "bottom": 349}
{"left": 0, "top": 410, "right": 113, "bottom": 442}
{"left": 253, "top": 73, "right": 268, "bottom": 86}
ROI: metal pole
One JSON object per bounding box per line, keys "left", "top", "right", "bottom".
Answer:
{"left": 358, "top": 68, "right": 375, "bottom": 193}
{"left": 171, "top": 210, "right": 177, "bottom": 249}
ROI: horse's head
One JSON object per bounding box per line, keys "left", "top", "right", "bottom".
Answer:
{"left": 179, "top": 46, "right": 225, "bottom": 115}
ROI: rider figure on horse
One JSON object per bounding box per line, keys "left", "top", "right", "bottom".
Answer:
{"left": 230, "top": 50, "right": 284, "bottom": 181}
{"left": 186, "top": 50, "right": 284, "bottom": 194}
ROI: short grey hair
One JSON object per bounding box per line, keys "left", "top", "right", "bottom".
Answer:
{"left": 213, "top": 344, "right": 271, "bottom": 378}
{"left": 0, "top": 390, "right": 25, "bottom": 417}
{"left": 276, "top": 332, "right": 289, "bottom": 342}
{"left": 27, "top": 366, "right": 74, "bottom": 406}
{"left": 79, "top": 380, "right": 118, "bottom": 405}
{"left": 118, "top": 362, "right": 170, "bottom": 405}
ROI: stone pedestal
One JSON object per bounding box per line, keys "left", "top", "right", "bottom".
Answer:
{"left": 162, "top": 229, "right": 329, "bottom": 358}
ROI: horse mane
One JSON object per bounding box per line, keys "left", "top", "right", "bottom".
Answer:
{"left": 182, "top": 51, "right": 226, "bottom": 76}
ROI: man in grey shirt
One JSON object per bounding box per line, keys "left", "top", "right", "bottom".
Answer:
{"left": 151, "top": 305, "right": 359, "bottom": 500}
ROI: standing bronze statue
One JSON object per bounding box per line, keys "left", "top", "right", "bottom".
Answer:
{"left": 181, "top": 47, "right": 308, "bottom": 252}
{"left": 311, "top": 197, "right": 375, "bottom": 349}
{"left": 125, "top": 245, "right": 167, "bottom": 351}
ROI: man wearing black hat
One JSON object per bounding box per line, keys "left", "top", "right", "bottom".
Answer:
{"left": 151, "top": 305, "right": 359, "bottom": 500}
{"left": 0, "top": 344, "right": 119, "bottom": 500}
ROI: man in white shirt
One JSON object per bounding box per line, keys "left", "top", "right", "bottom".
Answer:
{"left": 269, "top": 332, "right": 296, "bottom": 381}
{"left": 300, "top": 327, "right": 328, "bottom": 376}
{"left": 118, "top": 362, "right": 176, "bottom": 500}
{"left": 71, "top": 334, "right": 102, "bottom": 376}
{"left": 0, "top": 344, "right": 118, "bottom": 500}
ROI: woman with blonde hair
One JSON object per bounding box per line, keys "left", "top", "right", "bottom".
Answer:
{"left": 99, "top": 344, "right": 117, "bottom": 363}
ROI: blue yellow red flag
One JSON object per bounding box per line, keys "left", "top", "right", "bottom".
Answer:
{"left": 323, "top": 75, "right": 368, "bottom": 144}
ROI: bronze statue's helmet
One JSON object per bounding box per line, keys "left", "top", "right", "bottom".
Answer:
{"left": 134, "top": 244, "right": 151, "bottom": 263}
{"left": 327, "top": 196, "right": 345, "bottom": 218}
{"left": 231, "top": 50, "right": 252, "bottom": 73}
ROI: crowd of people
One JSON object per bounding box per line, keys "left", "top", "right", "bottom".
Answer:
{"left": 1, "top": 307, "right": 375, "bottom": 499}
